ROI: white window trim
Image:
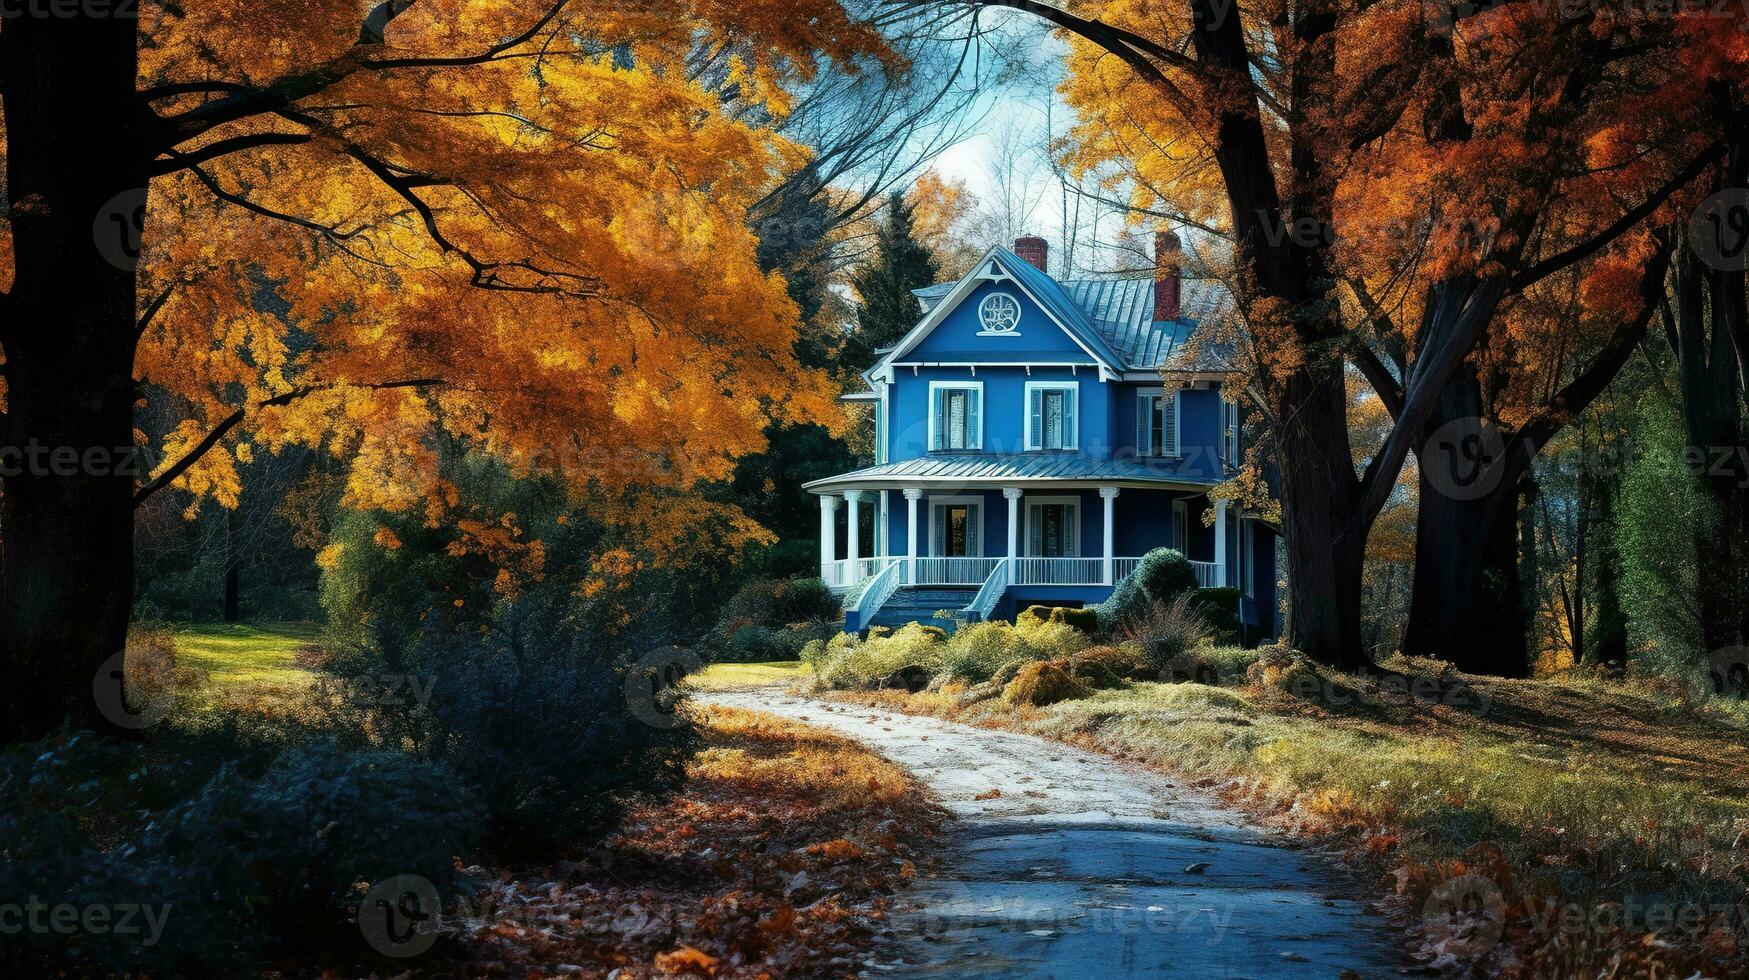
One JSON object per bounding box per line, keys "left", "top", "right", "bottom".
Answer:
{"left": 1142, "top": 391, "right": 1182, "bottom": 458}
{"left": 927, "top": 380, "right": 984, "bottom": 452}
{"left": 1023, "top": 495, "right": 1081, "bottom": 557}
{"left": 976, "top": 291, "right": 1024, "bottom": 336}
{"left": 875, "top": 385, "right": 889, "bottom": 465}
{"left": 1024, "top": 380, "right": 1079, "bottom": 451}
{"left": 927, "top": 495, "right": 985, "bottom": 557}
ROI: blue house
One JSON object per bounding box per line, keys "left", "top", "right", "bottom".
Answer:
{"left": 808, "top": 233, "right": 1280, "bottom": 641}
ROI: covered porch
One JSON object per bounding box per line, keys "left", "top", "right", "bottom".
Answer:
{"left": 806, "top": 456, "right": 1234, "bottom": 625}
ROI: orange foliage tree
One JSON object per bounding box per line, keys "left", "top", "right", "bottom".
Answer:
{"left": 0, "top": 0, "right": 890, "bottom": 739}
{"left": 924, "top": 0, "right": 1745, "bottom": 668}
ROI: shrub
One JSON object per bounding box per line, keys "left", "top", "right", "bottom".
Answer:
{"left": 0, "top": 732, "right": 481, "bottom": 975}
{"left": 1192, "top": 587, "right": 1243, "bottom": 639}
{"left": 1121, "top": 594, "right": 1216, "bottom": 678}
{"left": 1074, "top": 644, "right": 1149, "bottom": 681}
{"left": 355, "top": 604, "right": 699, "bottom": 855}
{"left": 941, "top": 621, "right": 1038, "bottom": 683}
{"left": 1098, "top": 548, "right": 1200, "bottom": 632}
{"left": 726, "top": 624, "right": 791, "bottom": 662}
{"left": 1016, "top": 616, "right": 1094, "bottom": 659}
{"left": 1002, "top": 660, "right": 1091, "bottom": 706}
{"left": 814, "top": 623, "right": 945, "bottom": 690}
{"left": 720, "top": 576, "right": 842, "bottom": 630}
{"left": 1017, "top": 604, "right": 1100, "bottom": 634}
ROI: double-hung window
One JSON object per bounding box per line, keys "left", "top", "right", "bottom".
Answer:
{"left": 929, "top": 381, "right": 982, "bottom": 451}
{"left": 1137, "top": 391, "right": 1180, "bottom": 456}
{"left": 1025, "top": 382, "right": 1077, "bottom": 451}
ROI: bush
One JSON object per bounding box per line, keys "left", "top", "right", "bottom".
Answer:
{"left": 1074, "top": 643, "right": 1150, "bottom": 680}
{"left": 0, "top": 732, "right": 481, "bottom": 975}
{"left": 1192, "top": 587, "right": 1242, "bottom": 639}
{"left": 354, "top": 604, "right": 699, "bottom": 855}
{"left": 726, "top": 624, "right": 790, "bottom": 662}
{"left": 1017, "top": 604, "right": 1100, "bottom": 634}
{"left": 1013, "top": 616, "right": 1094, "bottom": 660}
{"left": 1098, "top": 548, "right": 1200, "bottom": 631}
{"left": 940, "top": 621, "right": 1037, "bottom": 683}
{"left": 720, "top": 576, "right": 842, "bottom": 630}
{"left": 1002, "top": 660, "right": 1091, "bottom": 706}
{"left": 814, "top": 622, "right": 946, "bottom": 690}
{"left": 1121, "top": 594, "right": 1216, "bottom": 678}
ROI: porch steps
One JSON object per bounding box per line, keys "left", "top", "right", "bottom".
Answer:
{"left": 865, "top": 587, "right": 979, "bottom": 633}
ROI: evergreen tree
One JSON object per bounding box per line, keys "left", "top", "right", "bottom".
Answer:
{"left": 840, "top": 192, "right": 940, "bottom": 372}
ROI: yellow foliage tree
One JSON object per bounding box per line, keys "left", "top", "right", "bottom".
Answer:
{"left": 0, "top": 0, "right": 891, "bottom": 738}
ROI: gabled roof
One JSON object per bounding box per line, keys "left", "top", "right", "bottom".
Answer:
{"left": 902, "top": 254, "right": 1235, "bottom": 376}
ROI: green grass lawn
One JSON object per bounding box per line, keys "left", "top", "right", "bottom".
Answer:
{"left": 690, "top": 660, "right": 808, "bottom": 690}
{"left": 173, "top": 622, "right": 320, "bottom": 701}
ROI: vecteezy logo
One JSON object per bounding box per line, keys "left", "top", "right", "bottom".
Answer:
{"left": 1422, "top": 873, "right": 1506, "bottom": 958}
{"left": 1689, "top": 188, "right": 1749, "bottom": 273}
{"left": 1422, "top": 416, "right": 1508, "bottom": 502}
{"left": 93, "top": 187, "right": 149, "bottom": 271}
{"left": 624, "top": 645, "right": 701, "bottom": 729}
{"left": 359, "top": 874, "right": 441, "bottom": 958}
{"left": 92, "top": 649, "right": 176, "bottom": 730}
{"left": 1706, "top": 646, "right": 1749, "bottom": 700}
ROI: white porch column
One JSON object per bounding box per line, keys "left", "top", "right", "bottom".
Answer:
{"left": 845, "top": 490, "right": 864, "bottom": 571}
{"left": 1214, "top": 498, "right": 1230, "bottom": 587}
{"left": 1100, "top": 487, "right": 1119, "bottom": 585}
{"left": 1003, "top": 487, "right": 1023, "bottom": 579}
{"left": 903, "top": 489, "right": 923, "bottom": 585}
{"left": 818, "top": 494, "right": 840, "bottom": 580}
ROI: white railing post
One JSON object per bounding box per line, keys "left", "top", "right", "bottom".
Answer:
{"left": 845, "top": 490, "right": 863, "bottom": 574}
{"left": 819, "top": 494, "right": 840, "bottom": 582}
{"left": 1003, "top": 487, "right": 1022, "bottom": 580}
{"left": 904, "top": 488, "right": 922, "bottom": 586}
{"left": 1099, "top": 487, "right": 1119, "bottom": 586}
{"left": 1214, "top": 498, "right": 1230, "bottom": 588}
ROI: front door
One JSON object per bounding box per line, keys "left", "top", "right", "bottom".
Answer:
{"left": 931, "top": 500, "right": 982, "bottom": 556}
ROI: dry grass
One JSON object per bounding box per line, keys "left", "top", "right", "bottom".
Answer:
{"left": 826, "top": 661, "right": 1749, "bottom": 977}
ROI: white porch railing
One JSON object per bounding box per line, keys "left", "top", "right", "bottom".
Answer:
{"left": 962, "top": 561, "right": 1010, "bottom": 621}
{"left": 847, "top": 558, "right": 904, "bottom": 625}
{"left": 912, "top": 556, "right": 1004, "bottom": 586}
{"left": 1012, "top": 557, "right": 1104, "bottom": 585}
{"left": 829, "top": 556, "right": 1226, "bottom": 592}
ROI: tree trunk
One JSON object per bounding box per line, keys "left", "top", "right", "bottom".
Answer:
{"left": 0, "top": 14, "right": 148, "bottom": 740}
{"left": 1274, "top": 358, "right": 1372, "bottom": 670}
{"left": 1673, "top": 242, "right": 1749, "bottom": 653}
{"left": 1402, "top": 367, "right": 1531, "bottom": 675}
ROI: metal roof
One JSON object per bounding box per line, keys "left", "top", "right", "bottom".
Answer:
{"left": 802, "top": 453, "right": 1218, "bottom": 493}
{"left": 911, "top": 265, "right": 1235, "bottom": 373}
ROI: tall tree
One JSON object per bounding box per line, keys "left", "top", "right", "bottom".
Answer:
{"left": 0, "top": 1, "right": 889, "bottom": 739}
{"left": 923, "top": 0, "right": 1739, "bottom": 669}
{"left": 841, "top": 190, "right": 941, "bottom": 370}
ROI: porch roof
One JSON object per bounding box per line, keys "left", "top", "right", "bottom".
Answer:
{"left": 802, "top": 453, "right": 1218, "bottom": 494}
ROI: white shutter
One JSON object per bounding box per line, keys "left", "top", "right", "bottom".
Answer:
{"left": 1165, "top": 393, "right": 1180, "bottom": 456}
{"left": 966, "top": 389, "right": 981, "bottom": 449}
{"left": 932, "top": 389, "right": 946, "bottom": 451}
{"left": 1029, "top": 389, "right": 1043, "bottom": 449}
{"left": 1062, "top": 389, "right": 1076, "bottom": 449}
{"left": 1137, "top": 395, "right": 1152, "bottom": 455}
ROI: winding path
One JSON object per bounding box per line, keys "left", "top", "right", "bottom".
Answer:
{"left": 702, "top": 689, "right": 1405, "bottom": 979}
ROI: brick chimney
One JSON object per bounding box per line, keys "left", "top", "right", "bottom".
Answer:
{"left": 1014, "top": 236, "right": 1050, "bottom": 274}
{"left": 1154, "top": 230, "right": 1183, "bottom": 321}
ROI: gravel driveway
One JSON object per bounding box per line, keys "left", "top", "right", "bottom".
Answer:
{"left": 701, "top": 689, "right": 1405, "bottom": 979}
